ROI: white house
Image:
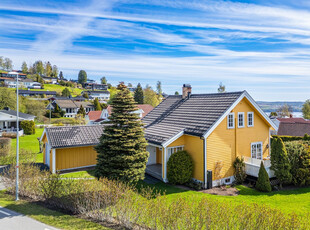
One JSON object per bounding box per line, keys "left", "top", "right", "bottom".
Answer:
{"left": 84, "top": 90, "right": 110, "bottom": 101}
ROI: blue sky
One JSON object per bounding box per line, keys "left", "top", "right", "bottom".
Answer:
{"left": 1, "top": 0, "right": 310, "bottom": 101}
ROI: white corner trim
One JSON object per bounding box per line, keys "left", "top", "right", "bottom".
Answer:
{"left": 163, "top": 147, "right": 167, "bottom": 182}
{"left": 39, "top": 128, "right": 46, "bottom": 142}
{"left": 204, "top": 137, "right": 207, "bottom": 188}
{"left": 52, "top": 149, "right": 56, "bottom": 174}
{"left": 162, "top": 130, "right": 184, "bottom": 148}
{"left": 203, "top": 91, "right": 278, "bottom": 138}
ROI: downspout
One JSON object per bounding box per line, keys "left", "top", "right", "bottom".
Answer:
{"left": 52, "top": 149, "right": 56, "bottom": 174}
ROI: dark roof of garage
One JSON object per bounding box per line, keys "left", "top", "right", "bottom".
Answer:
{"left": 45, "top": 125, "right": 107, "bottom": 148}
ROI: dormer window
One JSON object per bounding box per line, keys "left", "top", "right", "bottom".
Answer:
{"left": 238, "top": 112, "right": 244, "bottom": 128}
{"left": 227, "top": 113, "right": 234, "bottom": 129}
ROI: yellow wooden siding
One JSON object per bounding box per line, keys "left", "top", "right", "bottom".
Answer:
{"left": 41, "top": 133, "right": 47, "bottom": 164}
{"left": 207, "top": 97, "right": 270, "bottom": 180}
{"left": 55, "top": 146, "right": 97, "bottom": 171}
{"left": 156, "top": 147, "right": 162, "bottom": 164}
{"left": 167, "top": 135, "right": 204, "bottom": 181}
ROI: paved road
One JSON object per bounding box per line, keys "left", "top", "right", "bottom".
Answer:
{"left": 0, "top": 206, "right": 58, "bottom": 230}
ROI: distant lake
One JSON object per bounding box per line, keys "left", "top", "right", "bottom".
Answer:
{"left": 265, "top": 112, "right": 303, "bottom": 118}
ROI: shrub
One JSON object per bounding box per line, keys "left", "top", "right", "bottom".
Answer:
{"left": 271, "top": 137, "right": 292, "bottom": 187}
{"left": 233, "top": 156, "right": 246, "bottom": 184}
{"left": 1, "top": 132, "right": 17, "bottom": 138}
{"left": 0, "top": 138, "right": 11, "bottom": 157}
{"left": 272, "top": 135, "right": 303, "bottom": 142}
{"left": 167, "top": 150, "right": 193, "bottom": 184}
{"left": 20, "top": 120, "right": 35, "bottom": 135}
{"left": 0, "top": 149, "right": 36, "bottom": 165}
{"left": 256, "top": 161, "right": 272, "bottom": 192}
{"left": 304, "top": 133, "right": 310, "bottom": 141}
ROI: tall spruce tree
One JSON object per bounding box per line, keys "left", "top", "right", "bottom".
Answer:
{"left": 271, "top": 137, "right": 292, "bottom": 187}
{"left": 94, "top": 98, "right": 102, "bottom": 111}
{"left": 77, "top": 105, "right": 86, "bottom": 117}
{"left": 134, "top": 83, "right": 144, "bottom": 104}
{"left": 95, "top": 82, "right": 148, "bottom": 183}
{"left": 256, "top": 161, "right": 272, "bottom": 192}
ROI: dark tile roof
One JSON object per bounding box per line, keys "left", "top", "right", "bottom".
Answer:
{"left": 278, "top": 122, "right": 310, "bottom": 137}
{"left": 0, "top": 109, "right": 35, "bottom": 120}
{"left": 45, "top": 125, "right": 107, "bottom": 148}
{"left": 19, "top": 90, "right": 57, "bottom": 95}
{"left": 277, "top": 118, "right": 310, "bottom": 124}
{"left": 54, "top": 100, "right": 95, "bottom": 109}
{"left": 86, "top": 90, "right": 110, "bottom": 94}
{"left": 143, "top": 91, "right": 244, "bottom": 145}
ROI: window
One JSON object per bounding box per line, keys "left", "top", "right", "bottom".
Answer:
{"left": 251, "top": 142, "right": 262, "bottom": 160}
{"left": 227, "top": 113, "right": 235, "bottom": 129}
{"left": 167, "top": 146, "right": 184, "bottom": 161}
{"left": 248, "top": 112, "right": 254, "bottom": 127}
{"left": 238, "top": 112, "right": 244, "bottom": 128}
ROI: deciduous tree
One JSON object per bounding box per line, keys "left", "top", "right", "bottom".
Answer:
{"left": 78, "top": 70, "right": 87, "bottom": 85}
{"left": 302, "top": 100, "right": 310, "bottom": 119}
{"left": 21, "top": 61, "right": 28, "bottom": 74}
{"left": 3, "top": 58, "right": 13, "bottom": 71}
{"left": 61, "top": 88, "right": 71, "bottom": 97}
{"left": 95, "top": 83, "right": 148, "bottom": 183}
{"left": 144, "top": 87, "right": 159, "bottom": 107}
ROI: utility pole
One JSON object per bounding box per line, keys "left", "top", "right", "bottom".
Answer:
{"left": 16, "top": 73, "right": 19, "bottom": 201}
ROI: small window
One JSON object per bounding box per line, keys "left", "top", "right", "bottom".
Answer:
{"left": 227, "top": 113, "right": 235, "bottom": 129}
{"left": 167, "top": 146, "right": 184, "bottom": 160}
{"left": 248, "top": 112, "right": 254, "bottom": 127}
{"left": 225, "top": 178, "right": 231, "bottom": 183}
{"left": 238, "top": 112, "right": 244, "bottom": 128}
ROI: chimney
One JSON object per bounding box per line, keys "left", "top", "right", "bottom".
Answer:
{"left": 182, "top": 84, "right": 192, "bottom": 99}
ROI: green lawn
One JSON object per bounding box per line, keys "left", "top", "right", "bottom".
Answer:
{"left": 61, "top": 169, "right": 96, "bottom": 178}
{"left": 32, "top": 84, "right": 83, "bottom": 97}
{"left": 11, "top": 128, "right": 44, "bottom": 163}
{"left": 0, "top": 191, "right": 110, "bottom": 230}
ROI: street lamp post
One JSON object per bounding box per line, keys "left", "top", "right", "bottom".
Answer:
{"left": 16, "top": 73, "right": 19, "bottom": 201}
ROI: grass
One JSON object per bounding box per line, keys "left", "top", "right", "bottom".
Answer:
{"left": 32, "top": 84, "right": 83, "bottom": 97}
{"left": 61, "top": 169, "right": 96, "bottom": 178}
{"left": 0, "top": 191, "right": 110, "bottom": 230}
{"left": 11, "top": 128, "right": 44, "bottom": 163}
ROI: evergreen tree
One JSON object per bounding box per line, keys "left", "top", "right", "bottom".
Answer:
{"left": 256, "top": 161, "right": 272, "bottom": 192}
{"left": 271, "top": 137, "right": 292, "bottom": 187}
{"left": 59, "top": 71, "right": 64, "bottom": 80}
{"left": 62, "top": 88, "right": 71, "bottom": 97}
{"left": 134, "top": 83, "right": 144, "bottom": 104}
{"left": 95, "top": 83, "right": 148, "bottom": 183}
{"left": 78, "top": 70, "right": 87, "bottom": 85}
{"left": 21, "top": 61, "right": 28, "bottom": 74}
{"left": 77, "top": 105, "right": 86, "bottom": 117}
{"left": 82, "top": 92, "right": 89, "bottom": 99}
{"left": 101, "top": 77, "right": 107, "bottom": 84}
{"left": 52, "top": 65, "right": 58, "bottom": 78}
{"left": 156, "top": 81, "right": 162, "bottom": 96}
{"left": 175, "top": 91, "right": 179, "bottom": 95}
{"left": 44, "top": 61, "right": 52, "bottom": 77}
{"left": 94, "top": 98, "right": 102, "bottom": 110}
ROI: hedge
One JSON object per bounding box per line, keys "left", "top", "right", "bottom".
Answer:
{"left": 272, "top": 135, "right": 304, "bottom": 142}
{"left": 167, "top": 150, "right": 193, "bottom": 184}
{"left": 20, "top": 120, "right": 35, "bottom": 135}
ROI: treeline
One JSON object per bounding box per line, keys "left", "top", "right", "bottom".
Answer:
{"left": 133, "top": 81, "right": 163, "bottom": 107}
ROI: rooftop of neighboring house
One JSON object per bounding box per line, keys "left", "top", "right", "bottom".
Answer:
{"left": 106, "top": 104, "right": 154, "bottom": 118}
{"left": 278, "top": 122, "right": 310, "bottom": 137}
{"left": 18, "top": 90, "right": 57, "bottom": 95}
{"left": 277, "top": 117, "right": 310, "bottom": 124}
{"left": 85, "top": 90, "right": 110, "bottom": 94}
{"left": 48, "top": 96, "right": 87, "bottom": 101}
{"left": 87, "top": 111, "right": 102, "bottom": 121}
{"left": 0, "top": 107, "right": 35, "bottom": 120}
{"left": 54, "top": 99, "right": 94, "bottom": 109}
{"left": 42, "top": 125, "right": 107, "bottom": 148}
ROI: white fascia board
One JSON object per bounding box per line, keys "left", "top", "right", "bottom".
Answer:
{"left": 39, "top": 128, "right": 46, "bottom": 142}
{"left": 162, "top": 130, "right": 184, "bottom": 148}
{"left": 203, "top": 91, "right": 277, "bottom": 139}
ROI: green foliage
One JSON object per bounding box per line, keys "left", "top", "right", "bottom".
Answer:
{"left": 21, "top": 61, "right": 28, "bottom": 74}
{"left": 93, "top": 98, "right": 102, "bottom": 111}
{"left": 272, "top": 135, "right": 303, "bottom": 142}
{"left": 20, "top": 120, "right": 35, "bottom": 135}
{"left": 82, "top": 92, "right": 89, "bottom": 99}
{"left": 286, "top": 141, "right": 310, "bottom": 186}
{"left": 143, "top": 87, "right": 160, "bottom": 107}
{"left": 271, "top": 137, "right": 292, "bottom": 186}
{"left": 77, "top": 105, "right": 86, "bottom": 117}
{"left": 175, "top": 91, "right": 179, "bottom": 95}
{"left": 167, "top": 150, "right": 194, "bottom": 185}
{"left": 24, "top": 99, "right": 46, "bottom": 121}
{"left": 46, "top": 104, "right": 65, "bottom": 118}
{"left": 78, "top": 70, "right": 87, "bottom": 84}
{"left": 0, "top": 138, "right": 11, "bottom": 157}
{"left": 61, "top": 87, "right": 71, "bottom": 97}
{"left": 100, "top": 76, "right": 107, "bottom": 84}
{"left": 51, "top": 65, "right": 58, "bottom": 78}
{"left": 134, "top": 83, "right": 144, "bottom": 104}
{"left": 2, "top": 57, "right": 12, "bottom": 71}
{"left": 0, "top": 88, "right": 17, "bottom": 110}
{"left": 156, "top": 81, "right": 162, "bottom": 96}
{"left": 270, "top": 111, "right": 278, "bottom": 117}
{"left": 218, "top": 82, "right": 226, "bottom": 93}
{"left": 304, "top": 133, "right": 310, "bottom": 140}
{"left": 44, "top": 61, "right": 52, "bottom": 77}
{"left": 302, "top": 99, "right": 310, "bottom": 119}
{"left": 95, "top": 82, "right": 148, "bottom": 183}
{"left": 59, "top": 71, "right": 63, "bottom": 80}
{"left": 34, "top": 60, "right": 44, "bottom": 75}
{"left": 233, "top": 156, "right": 246, "bottom": 184}
{"left": 256, "top": 161, "right": 272, "bottom": 192}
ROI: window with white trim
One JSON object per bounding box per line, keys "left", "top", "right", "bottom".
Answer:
{"left": 248, "top": 112, "right": 254, "bottom": 127}
{"left": 238, "top": 112, "right": 244, "bottom": 128}
{"left": 167, "top": 146, "right": 184, "bottom": 160}
{"left": 251, "top": 142, "right": 262, "bottom": 160}
{"left": 227, "top": 113, "right": 235, "bottom": 129}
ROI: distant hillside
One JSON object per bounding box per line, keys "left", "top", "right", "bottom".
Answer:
{"left": 257, "top": 101, "right": 304, "bottom": 112}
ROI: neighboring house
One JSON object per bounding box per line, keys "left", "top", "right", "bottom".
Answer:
{"left": 85, "top": 104, "right": 154, "bottom": 124}
{"left": 48, "top": 99, "right": 95, "bottom": 118}
{"left": 21, "top": 79, "right": 42, "bottom": 89}
{"left": 43, "top": 77, "right": 58, "bottom": 84}
{"left": 84, "top": 90, "right": 110, "bottom": 100}
{"left": 84, "top": 83, "right": 108, "bottom": 91}
{"left": 277, "top": 117, "right": 310, "bottom": 136}
{"left": 0, "top": 107, "right": 35, "bottom": 136}
{"left": 19, "top": 90, "right": 57, "bottom": 97}
{"left": 0, "top": 71, "right": 27, "bottom": 79}
{"left": 41, "top": 84, "right": 277, "bottom": 189}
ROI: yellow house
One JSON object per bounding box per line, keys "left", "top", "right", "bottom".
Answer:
{"left": 143, "top": 84, "right": 277, "bottom": 188}
{"left": 40, "top": 84, "right": 277, "bottom": 189}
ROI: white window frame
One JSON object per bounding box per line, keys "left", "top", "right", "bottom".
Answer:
{"left": 251, "top": 142, "right": 263, "bottom": 160}
{"left": 238, "top": 112, "right": 245, "bottom": 128}
{"left": 227, "top": 113, "right": 235, "bottom": 129}
{"left": 167, "top": 145, "right": 184, "bottom": 161}
{"left": 247, "top": 112, "right": 254, "bottom": 127}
